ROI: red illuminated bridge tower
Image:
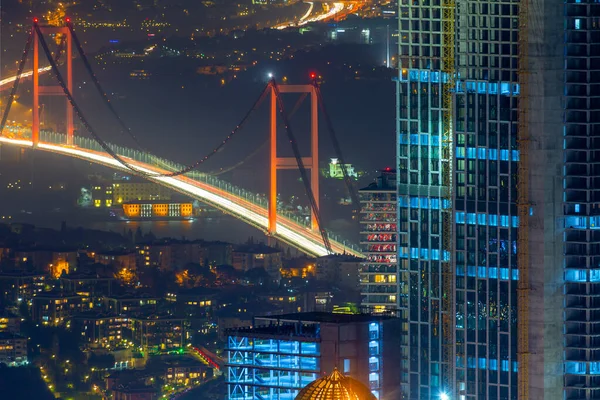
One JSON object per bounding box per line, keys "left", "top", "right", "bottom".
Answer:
{"left": 32, "top": 18, "right": 75, "bottom": 147}
{"left": 268, "top": 82, "right": 320, "bottom": 236}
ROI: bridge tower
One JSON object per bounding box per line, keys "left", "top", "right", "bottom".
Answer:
{"left": 269, "top": 83, "right": 320, "bottom": 235}
{"left": 32, "top": 18, "right": 74, "bottom": 147}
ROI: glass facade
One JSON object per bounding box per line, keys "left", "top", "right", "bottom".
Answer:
{"left": 226, "top": 336, "right": 319, "bottom": 400}
{"left": 563, "top": 1, "right": 600, "bottom": 399}
{"left": 396, "top": 0, "right": 521, "bottom": 398}
{"left": 397, "top": 0, "right": 599, "bottom": 399}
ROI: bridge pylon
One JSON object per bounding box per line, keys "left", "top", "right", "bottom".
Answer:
{"left": 269, "top": 83, "right": 320, "bottom": 236}
{"left": 32, "top": 18, "right": 74, "bottom": 147}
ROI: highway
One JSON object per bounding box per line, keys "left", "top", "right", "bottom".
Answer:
{"left": 0, "top": 135, "right": 362, "bottom": 258}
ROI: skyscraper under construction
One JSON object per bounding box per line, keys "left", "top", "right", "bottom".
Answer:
{"left": 392, "top": 1, "right": 598, "bottom": 399}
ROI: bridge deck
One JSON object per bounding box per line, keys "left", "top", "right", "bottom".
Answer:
{"left": 0, "top": 136, "right": 362, "bottom": 258}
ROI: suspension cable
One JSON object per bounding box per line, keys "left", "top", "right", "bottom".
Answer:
{"left": 36, "top": 23, "right": 269, "bottom": 178}
{"left": 34, "top": 24, "right": 149, "bottom": 174}
{"left": 208, "top": 92, "right": 308, "bottom": 176}
{"left": 313, "top": 81, "right": 360, "bottom": 211}
{"left": 67, "top": 22, "right": 145, "bottom": 150}
{"left": 0, "top": 30, "right": 33, "bottom": 135}
{"left": 270, "top": 79, "right": 332, "bottom": 254}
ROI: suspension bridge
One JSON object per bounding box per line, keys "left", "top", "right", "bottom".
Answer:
{"left": 0, "top": 19, "right": 363, "bottom": 258}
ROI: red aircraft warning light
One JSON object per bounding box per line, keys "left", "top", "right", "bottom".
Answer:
{"left": 65, "top": 17, "right": 71, "bottom": 23}
{"left": 309, "top": 72, "right": 316, "bottom": 80}
{"left": 33, "top": 17, "right": 39, "bottom": 23}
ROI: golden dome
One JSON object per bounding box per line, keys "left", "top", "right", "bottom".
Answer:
{"left": 295, "top": 369, "right": 376, "bottom": 400}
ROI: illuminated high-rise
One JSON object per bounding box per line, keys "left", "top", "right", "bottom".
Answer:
{"left": 395, "top": 1, "right": 594, "bottom": 399}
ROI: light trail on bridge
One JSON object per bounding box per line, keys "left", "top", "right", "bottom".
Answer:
{"left": 275, "top": 2, "right": 345, "bottom": 30}
{"left": 0, "top": 136, "right": 362, "bottom": 258}
{"left": 0, "top": 66, "right": 52, "bottom": 90}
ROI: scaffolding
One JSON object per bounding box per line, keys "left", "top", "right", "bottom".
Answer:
{"left": 441, "top": 0, "right": 456, "bottom": 397}
{"left": 516, "top": 0, "right": 531, "bottom": 398}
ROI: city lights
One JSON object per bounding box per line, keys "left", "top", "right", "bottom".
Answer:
{"left": 0, "top": 136, "right": 358, "bottom": 258}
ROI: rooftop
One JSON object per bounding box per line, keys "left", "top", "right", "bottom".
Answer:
{"left": 233, "top": 243, "right": 281, "bottom": 254}
{"left": 256, "top": 311, "right": 395, "bottom": 324}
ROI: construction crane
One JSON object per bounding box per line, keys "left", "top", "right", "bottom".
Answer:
{"left": 441, "top": 0, "right": 456, "bottom": 398}
{"left": 516, "top": 0, "right": 531, "bottom": 398}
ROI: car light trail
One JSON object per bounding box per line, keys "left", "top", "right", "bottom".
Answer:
{"left": 0, "top": 66, "right": 52, "bottom": 89}
{"left": 0, "top": 136, "right": 362, "bottom": 258}
{"left": 275, "top": 2, "right": 344, "bottom": 30}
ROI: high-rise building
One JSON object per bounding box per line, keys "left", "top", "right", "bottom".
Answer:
{"left": 395, "top": 1, "right": 586, "bottom": 399}
{"left": 359, "top": 170, "right": 398, "bottom": 310}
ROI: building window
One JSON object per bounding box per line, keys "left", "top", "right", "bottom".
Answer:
{"left": 344, "top": 359, "right": 351, "bottom": 373}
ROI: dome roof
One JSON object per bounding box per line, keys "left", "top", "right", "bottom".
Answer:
{"left": 295, "top": 369, "right": 376, "bottom": 400}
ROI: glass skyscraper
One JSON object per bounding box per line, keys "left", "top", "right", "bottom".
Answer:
{"left": 394, "top": 0, "right": 596, "bottom": 399}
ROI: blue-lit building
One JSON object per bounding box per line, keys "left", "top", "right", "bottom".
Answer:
{"left": 225, "top": 312, "right": 401, "bottom": 400}
{"left": 395, "top": 0, "right": 596, "bottom": 399}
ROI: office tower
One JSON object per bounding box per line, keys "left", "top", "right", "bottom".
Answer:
{"left": 359, "top": 169, "right": 398, "bottom": 310}
{"left": 395, "top": 0, "right": 584, "bottom": 399}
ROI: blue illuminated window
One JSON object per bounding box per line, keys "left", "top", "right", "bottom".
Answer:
{"left": 467, "top": 213, "right": 476, "bottom": 224}
{"left": 565, "top": 269, "right": 587, "bottom": 282}
{"left": 575, "top": 19, "right": 581, "bottom": 29}
{"left": 344, "top": 359, "right": 351, "bottom": 373}
{"left": 489, "top": 215, "right": 498, "bottom": 226}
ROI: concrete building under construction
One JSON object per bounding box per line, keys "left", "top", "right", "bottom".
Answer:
{"left": 394, "top": 0, "right": 595, "bottom": 399}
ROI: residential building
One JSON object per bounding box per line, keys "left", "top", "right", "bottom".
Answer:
{"left": 0, "top": 271, "right": 47, "bottom": 303}
{"left": 225, "top": 312, "right": 401, "bottom": 400}
{"left": 103, "top": 294, "right": 159, "bottom": 316}
{"left": 60, "top": 273, "right": 115, "bottom": 299}
{"left": 0, "top": 332, "right": 28, "bottom": 367}
{"left": 358, "top": 170, "right": 397, "bottom": 310}
{"left": 71, "top": 312, "right": 129, "bottom": 349}
{"left": 14, "top": 247, "right": 77, "bottom": 276}
{"left": 95, "top": 251, "right": 137, "bottom": 271}
{"left": 0, "top": 312, "right": 20, "bottom": 333}
{"left": 165, "top": 287, "right": 217, "bottom": 318}
{"left": 232, "top": 244, "right": 282, "bottom": 278}
{"left": 316, "top": 254, "right": 362, "bottom": 292}
{"left": 129, "top": 315, "right": 188, "bottom": 352}
{"left": 31, "top": 292, "right": 86, "bottom": 326}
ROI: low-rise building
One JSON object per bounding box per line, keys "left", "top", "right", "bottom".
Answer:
{"left": 95, "top": 251, "right": 137, "bottom": 271}
{"left": 129, "top": 315, "right": 188, "bottom": 353}
{"left": 31, "top": 292, "right": 85, "bottom": 326}
{"left": 72, "top": 312, "right": 129, "bottom": 349}
{"left": 103, "top": 294, "right": 159, "bottom": 316}
{"left": 60, "top": 273, "right": 115, "bottom": 299}
{"left": 225, "top": 312, "right": 401, "bottom": 400}
{"left": 165, "top": 287, "right": 217, "bottom": 318}
{"left": 14, "top": 247, "right": 77, "bottom": 276}
{"left": 112, "top": 384, "right": 158, "bottom": 400}
{"left": 0, "top": 332, "right": 28, "bottom": 367}
{"left": 0, "top": 271, "right": 47, "bottom": 303}
{"left": 316, "top": 254, "right": 362, "bottom": 291}
{"left": 0, "top": 312, "right": 20, "bottom": 333}
{"left": 232, "top": 244, "right": 282, "bottom": 278}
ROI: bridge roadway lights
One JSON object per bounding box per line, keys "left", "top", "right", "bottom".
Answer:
{"left": 32, "top": 20, "right": 74, "bottom": 147}
{"left": 268, "top": 82, "right": 320, "bottom": 236}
